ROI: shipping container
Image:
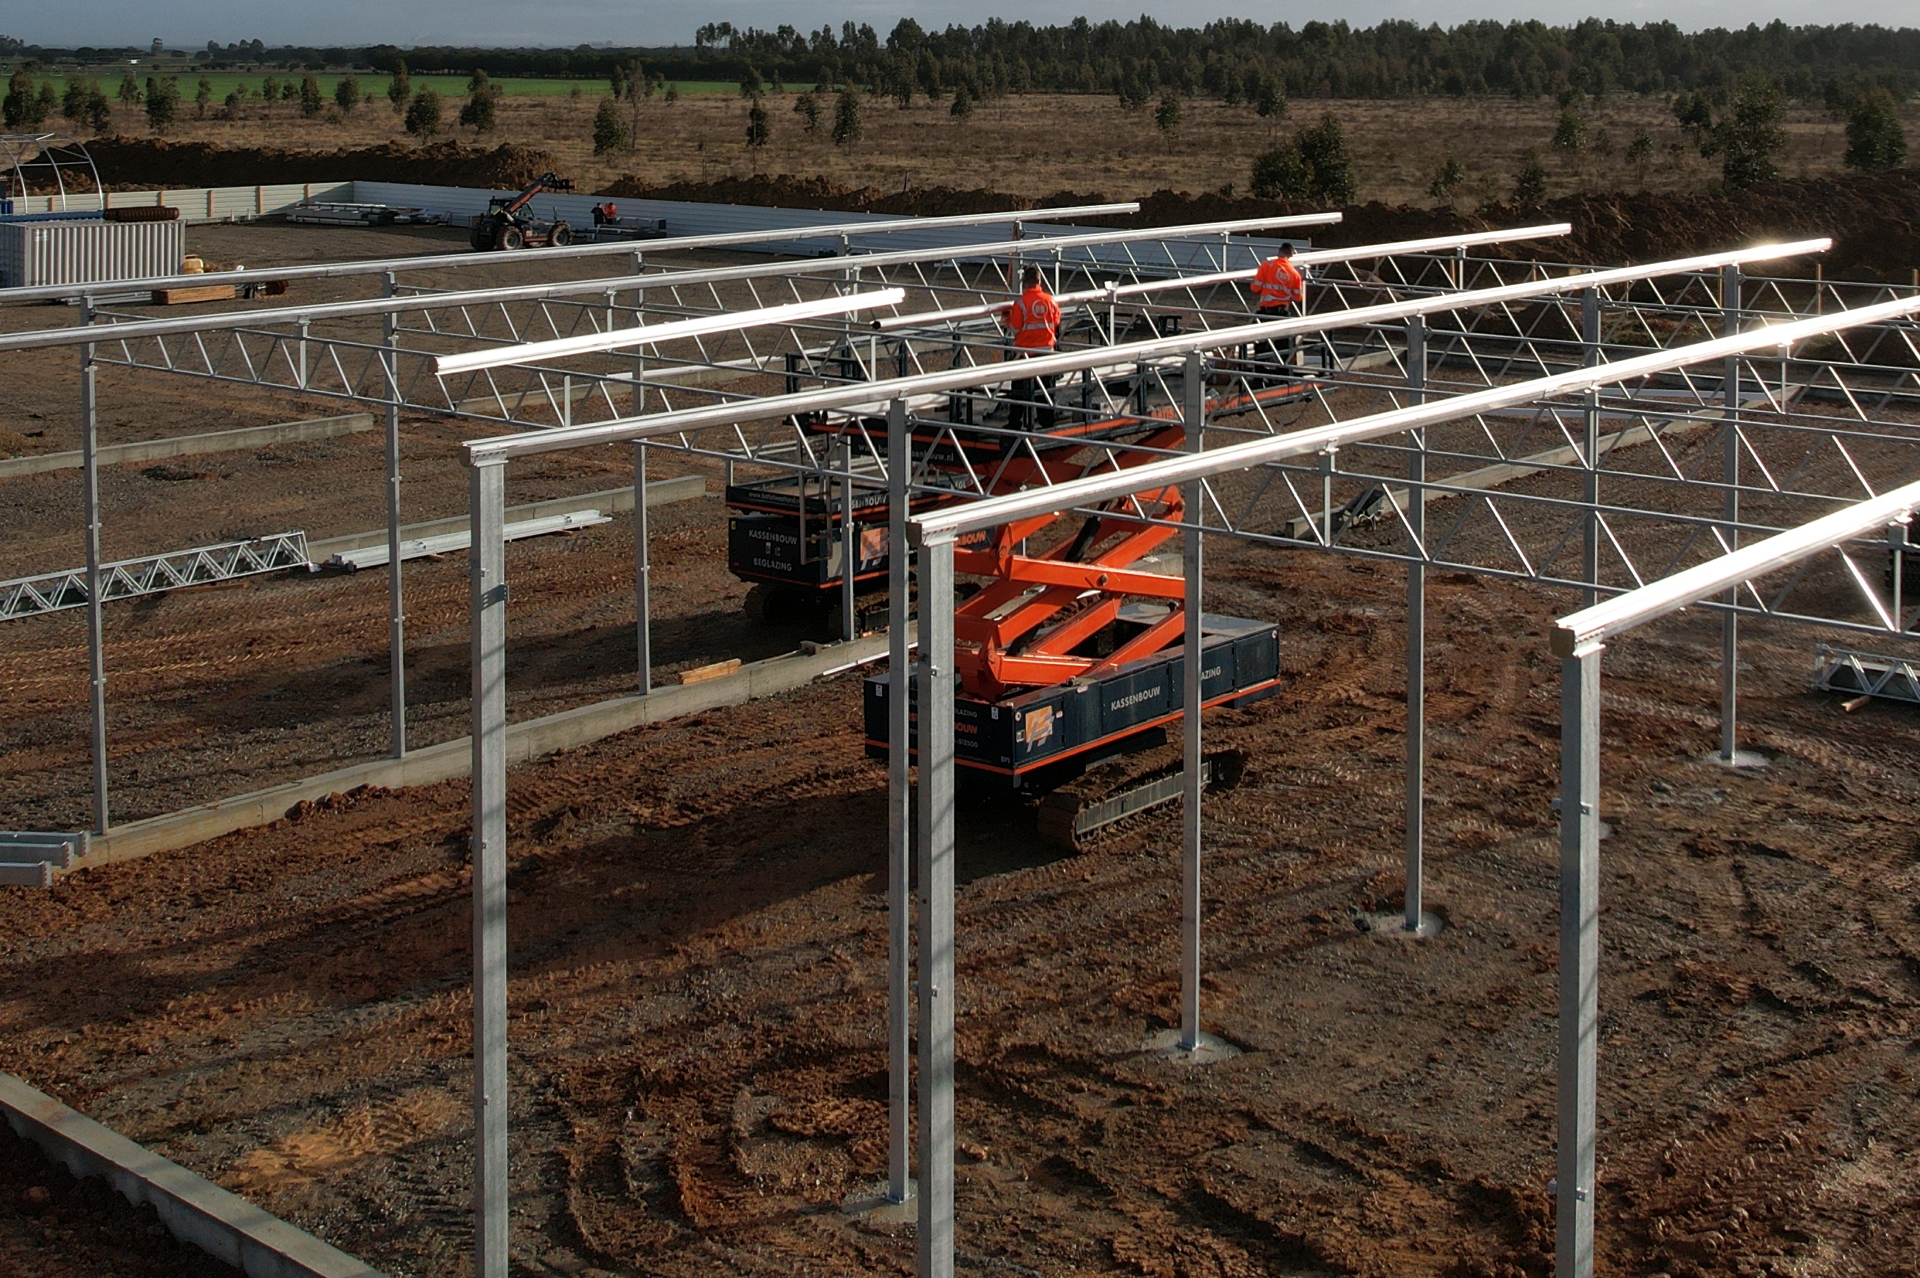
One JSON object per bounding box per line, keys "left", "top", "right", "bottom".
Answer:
{"left": 0, "top": 219, "right": 185, "bottom": 288}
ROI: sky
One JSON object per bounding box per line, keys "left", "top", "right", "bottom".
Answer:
{"left": 8, "top": 0, "right": 1916, "bottom": 50}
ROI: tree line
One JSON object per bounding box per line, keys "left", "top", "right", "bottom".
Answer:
{"left": 7, "top": 17, "right": 1920, "bottom": 103}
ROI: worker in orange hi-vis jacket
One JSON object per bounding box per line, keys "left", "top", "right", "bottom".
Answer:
{"left": 1247, "top": 241, "right": 1307, "bottom": 380}
{"left": 1002, "top": 265, "right": 1063, "bottom": 430}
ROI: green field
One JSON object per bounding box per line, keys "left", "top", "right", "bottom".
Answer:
{"left": 16, "top": 68, "right": 753, "bottom": 101}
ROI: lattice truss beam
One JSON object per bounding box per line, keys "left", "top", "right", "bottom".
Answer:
{"left": 69, "top": 234, "right": 1533, "bottom": 430}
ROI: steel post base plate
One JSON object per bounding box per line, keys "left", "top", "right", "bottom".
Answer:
{"left": 1705, "top": 748, "right": 1770, "bottom": 770}
{"left": 1359, "top": 909, "right": 1446, "bottom": 939}
{"left": 840, "top": 1178, "right": 918, "bottom": 1222}
{"left": 1142, "top": 1028, "right": 1241, "bottom": 1064}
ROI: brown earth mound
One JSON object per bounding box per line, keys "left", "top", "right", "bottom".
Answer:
{"left": 80, "top": 138, "right": 560, "bottom": 192}
{"left": 608, "top": 169, "right": 1920, "bottom": 281}
{"left": 599, "top": 172, "right": 1079, "bottom": 217}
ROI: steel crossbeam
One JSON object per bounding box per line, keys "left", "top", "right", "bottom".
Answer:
{"left": 0, "top": 532, "right": 312, "bottom": 620}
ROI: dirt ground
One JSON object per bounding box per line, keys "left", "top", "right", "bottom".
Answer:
{"left": 69, "top": 91, "right": 1920, "bottom": 211}
{"left": 3, "top": 219, "right": 1920, "bottom": 1278}
{"left": 2, "top": 527, "right": 1918, "bottom": 1278}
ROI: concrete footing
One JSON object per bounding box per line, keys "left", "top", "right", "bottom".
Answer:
{"left": 78, "top": 629, "right": 897, "bottom": 871}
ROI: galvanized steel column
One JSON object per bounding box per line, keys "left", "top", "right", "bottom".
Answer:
{"left": 1581, "top": 287, "right": 1601, "bottom": 609}
{"left": 1719, "top": 265, "right": 1743, "bottom": 763}
{"left": 79, "top": 302, "right": 108, "bottom": 833}
{"left": 468, "top": 459, "right": 510, "bottom": 1278}
{"left": 915, "top": 536, "right": 956, "bottom": 1278}
{"left": 1180, "top": 352, "right": 1206, "bottom": 1048}
{"left": 842, "top": 433, "right": 858, "bottom": 641}
{"left": 1556, "top": 642, "right": 1603, "bottom": 1278}
{"left": 1404, "top": 317, "right": 1426, "bottom": 932}
{"left": 633, "top": 442, "right": 652, "bottom": 695}
{"left": 383, "top": 272, "right": 407, "bottom": 757}
{"left": 886, "top": 398, "right": 914, "bottom": 1205}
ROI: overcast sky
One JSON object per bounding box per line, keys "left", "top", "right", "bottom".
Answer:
{"left": 10, "top": 0, "right": 1916, "bottom": 50}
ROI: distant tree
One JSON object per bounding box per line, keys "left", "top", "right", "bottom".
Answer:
{"left": 1253, "top": 76, "right": 1286, "bottom": 136}
{"left": 1428, "top": 155, "right": 1465, "bottom": 202}
{"left": 1716, "top": 74, "right": 1786, "bottom": 188}
{"left": 459, "top": 70, "right": 498, "bottom": 132}
{"left": 1625, "top": 130, "right": 1654, "bottom": 183}
{"left": 117, "top": 69, "right": 141, "bottom": 107}
{"left": 281, "top": 81, "right": 297, "bottom": 103}
{"left": 221, "top": 89, "right": 244, "bottom": 120}
{"left": 1551, "top": 104, "right": 1586, "bottom": 154}
{"left": 1844, "top": 87, "right": 1908, "bottom": 172}
{"left": 298, "top": 73, "right": 323, "bottom": 119}
{"left": 82, "top": 86, "right": 112, "bottom": 134}
{"left": 568, "top": 83, "right": 582, "bottom": 106}
{"left": 387, "top": 60, "right": 410, "bottom": 113}
{"left": 1512, "top": 148, "right": 1548, "bottom": 203}
{"left": 591, "top": 96, "right": 628, "bottom": 154}
{"left": 794, "top": 90, "right": 821, "bottom": 134}
{"left": 335, "top": 74, "right": 360, "bottom": 115}
{"left": 664, "top": 83, "right": 679, "bottom": 104}
{"left": 144, "top": 76, "right": 179, "bottom": 133}
{"left": 745, "top": 97, "right": 770, "bottom": 157}
{"left": 1154, "top": 90, "right": 1180, "bottom": 143}
{"left": 885, "top": 54, "right": 913, "bottom": 108}
{"left": 36, "top": 81, "right": 57, "bottom": 123}
{"left": 1250, "top": 115, "right": 1354, "bottom": 204}
{"left": 832, "top": 87, "right": 863, "bottom": 146}
{"left": 258, "top": 74, "right": 277, "bottom": 105}
{"left": 740, "top": 65, "right": 763, "bottom": 98}
{"left": 404, "top": 87, "right": 442, "bottom": 138}
{"left": 1, "top": 71, "right": 38, "bottom": 129}
{"left": 950, "top": 86, "right": 973, "bottom": 119}
{"left": 62, "top": 76, "right": 87, "bottom": 121}
{"left": 194, "top": 76, "right": 212, "bottom": 118}
{"left": 1676, "top": 73, "right": 1786, "bottom": 189}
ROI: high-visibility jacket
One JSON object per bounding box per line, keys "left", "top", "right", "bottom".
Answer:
{"left": 1004, "top": 285, "right": 1062, "bottom": 350}
{"left": 1251, "top": 255, "right": 1305, "bottom": 309}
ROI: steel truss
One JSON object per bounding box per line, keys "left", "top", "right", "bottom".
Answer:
{"left": 460, "top": 236, "right": 1920, "bottom": 1278}
{"left": 0, "top": 531, "right": 311, "bottom": 620}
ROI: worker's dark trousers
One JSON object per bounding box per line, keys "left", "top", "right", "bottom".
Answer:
{"left": 1256, "top": 305, "right": 1298, "bottom": 383}
{"left": 1009, "top": 351, "right": 1058, "bottom": 430}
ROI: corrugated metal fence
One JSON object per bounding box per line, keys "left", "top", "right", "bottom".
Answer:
{"left": 0, "top": 178, "right": 1294, "bottom": 277}
{"left": 0, "top": 183, "right": 353, "bottom": 223}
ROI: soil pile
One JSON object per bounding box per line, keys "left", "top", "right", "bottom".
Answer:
{"left": 600, "top": 172, "right": 1068, "bottom": 217}
{"left": 81, "top": 138, "right": 561, "bottom": 192}
{"left": 606, "top": 169, "right": 1920, "bottom": 281}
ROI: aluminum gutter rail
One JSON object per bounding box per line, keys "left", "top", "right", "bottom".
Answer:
{"left": 912, "top": 285, "right": 1918, "bottom": 543}
{"left": 0, "top": 213, "right": 1342, "bottom": 356}
{"left": 1550, "top": 478, "right": 1920, "bottom": 655}
{"left": 433, "top": 288, "right": 906, "bottom": 376}
{"left": 873, "top": 223, "right": 1576, "bottom": 331}
{"left": 464, "top": 238, "right": 1832, "bottom": 465}
{"left": 0, "top": 202, "right": 1143, "bottom": 306}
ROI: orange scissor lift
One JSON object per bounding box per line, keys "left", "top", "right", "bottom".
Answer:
{"left": 859, "top": 371, "right": 1314, "bottom": 846}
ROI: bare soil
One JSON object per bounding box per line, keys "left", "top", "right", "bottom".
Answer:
{"left": 1, "top": 533, "right": 1918, "bottom": 1278}
{"left": 0, "top": 1121, "right": 240, "bottom": 1277}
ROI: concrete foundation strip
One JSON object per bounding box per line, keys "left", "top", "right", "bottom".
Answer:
{"left": 0, "top": 413, "right": 376, "bottom": 479}
{"left": 304, "top": 473, "right": 707, "bottom": 561}
{"left": 80, "top": 628, "right": 899, "bottom": 869}
{"left": 0, "top": 1072, "right": 387, "bottom": 1278}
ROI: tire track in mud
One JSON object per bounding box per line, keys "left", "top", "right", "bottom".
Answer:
{"left": 6, "top": 527, "right": 1920, "bottom": 1275}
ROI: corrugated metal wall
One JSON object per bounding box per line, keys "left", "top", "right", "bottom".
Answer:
{"left": 350, "top": 181, "right": 1295, "bottom": 271}
{"left": 0, "top": 183, "right": 353, "bottom": 223}
{"left": 0, "top": 220, "right": 185, "bottom": 287}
